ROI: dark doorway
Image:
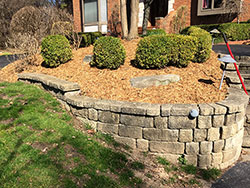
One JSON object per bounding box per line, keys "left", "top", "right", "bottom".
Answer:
{"left": 150, "top": 0, "right": 169, "bottom": 26}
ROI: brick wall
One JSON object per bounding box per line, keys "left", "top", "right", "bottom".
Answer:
{"left": 73, "top": 0, "right": 82, "bottom": 32}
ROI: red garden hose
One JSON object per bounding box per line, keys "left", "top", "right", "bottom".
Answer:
{"left": 222, "top": 33, "right": 249, "bottom": 95}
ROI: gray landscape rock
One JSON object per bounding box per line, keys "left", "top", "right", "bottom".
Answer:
{"left": 83, "top": 55, "right": 93, "bottom": 63}
{"left": 130, "top": 74, "right": 180, "bottom": 88}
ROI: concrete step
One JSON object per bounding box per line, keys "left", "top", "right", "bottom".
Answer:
{"left": 241, "top": 74, "right": 250, "bottom": 80}
{"left": 239, "top": 70, "right": 250, "bottom": 74}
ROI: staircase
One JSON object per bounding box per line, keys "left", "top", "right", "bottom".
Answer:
{"left": 237, "top": 56, "right": 250, "bottom": 147}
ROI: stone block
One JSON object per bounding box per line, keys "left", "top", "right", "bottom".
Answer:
{"left": 120, "top": 114, "right": 153, "bottom": 127}
{"left": 199, "top": 104, "right": 214, "bottom": 116}
{"left": 161, "top": 104, "right": 172, "bottom": 116}
{"left": 222, "top": 126, "right": 233, "bottom": 139}
{"left": 223, "top": 148, "right": 238, "bottom": 163}
{"left": 213, "top": 115, "right": 225, "bottom": 128}
{"left": 149, "top": 141, "right": 185, "bottom": 154}
{"left": 217, "top": 98, "right": 245, "bottom": 114}
{"left": 237, "top": 118, "right": 245, "bottom": 132}
{"left": 211, "top": 152, "right": 223, "bottom": 166}
{"left": 109, "top": 100, "right": 126, "bottom": 112}
{"left": 186, "top": 142, "right": 199, "bottom": 154}
{"left": 207, "top": 127, "right": 220, "bottom": 141}
{"left": 143, "top": 128, "right": 178, "bottom": 141}
{"left": 170, "top": 104, "right": 198, "bottom": 116}
{"left": 184, "top": 155, "right": 197, "bottom": 166}
{"left": 208, "top": 104, "right": 227, "bottom": 115}
{"left": 169, "top": 116, "right": 196, "bottom": 129}
{"left": 198, "top": 154, "right": 211, "bottom": 168}
{"left": 97, "top": 122, "right": 118, "bottom": 134}
{"left": 154, "top": 117, "right": 168, "bottom": 129}
{"left": 213, "top": 140, "right": 224, "bottom": 153}
{"left": 137, "top": 139, "right": 149, "bottom": 151}
{"left": 119, "top": 126, "right": 142, "bottom": 139}
{"left": 94, "top": 100, "right": 111, "bottom": 111}
{"left": 194, "top": 129, "right": 207, "bottom": 142}
{"left": 114, "top": 136, "right": 136, "bottom": 149}
{"left": 225, "top": 114, "right": 236, "bottom": 126}
{"left": 146, "top": 104, "right": 161, "bottom": 116}
{"left": 121, "top": 102, "right": 146, "bottom": 115}
{"left": 200, "top": 141, "right": 212, "bottom": 154}
{"left": 70, "top": 106, "right": 88, "bottom": 118}
{"left": 243, "top": 135, "right": 250, "bottom": 147}
{"left": 198, "top": 116, "right": 212, "bottom": 129}
{"left": 98, "top": 111, "right": 119, "bottom": 124}
{"left": 236, "top": 111, "right": 245, "bottom": 122}
{"left": 88, "top": 108, "right": 98, "bottom": 120}
{"left": 179, "top": 129, "right": 193, "bottom": 142}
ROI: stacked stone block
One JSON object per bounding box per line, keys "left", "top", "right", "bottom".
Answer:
{"left": 18, "top": 73, "right": 249, "bottom": 169}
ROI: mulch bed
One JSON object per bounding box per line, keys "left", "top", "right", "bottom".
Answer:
{"left": 0, "top": 38, "right": 228, "bottom": 104}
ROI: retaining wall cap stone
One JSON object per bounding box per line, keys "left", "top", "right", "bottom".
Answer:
{"left": 18, "top": 73, "right": 80, "bottom": 92}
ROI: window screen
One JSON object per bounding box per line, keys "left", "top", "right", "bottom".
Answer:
{"left": 84, "top": 0, "right": 98, "bottom": 23}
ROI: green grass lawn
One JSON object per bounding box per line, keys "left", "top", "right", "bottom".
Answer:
{"left": 0, "top": 52, "right": 12, "bottom": 56}
{"left": 0, "top": 82, "right": 144, "bottom": 188}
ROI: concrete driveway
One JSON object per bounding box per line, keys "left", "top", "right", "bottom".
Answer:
{"left": 213, "top": 44, "right": 250, "bottom": 56}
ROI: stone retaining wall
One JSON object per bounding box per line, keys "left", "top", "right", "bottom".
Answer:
{"left": 18, "top": 73, "right": 249, "bottom": 169}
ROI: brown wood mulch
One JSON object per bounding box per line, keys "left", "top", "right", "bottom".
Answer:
{"left": 0, "top": 38, "right": 228, "bottom": 104}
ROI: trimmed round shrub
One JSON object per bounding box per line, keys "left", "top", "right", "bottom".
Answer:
{"left": 90, "top": 36, "right": 126, "bottom": 69}
{"left": 186, "top": 26, "right": 212, "bottom": 63}
{"left": 135, "top": 34, "right": 197, "bottom": 69}
{"left": 167, "top": 34, "right": 198, "bottom": 67}
{"left": 146, "top": 29, "right": 166, "bottom": 36}
{"left": 41, "top": 35, "right": 72, "bottom": 67}
{"left": 218, "top": 23, "right": 250, "bottom": 41}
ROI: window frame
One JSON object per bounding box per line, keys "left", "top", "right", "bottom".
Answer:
{"left": 197, "top": 0, "right": 226, "bottom": 16}
{"left": 81, "top": 0, "right": 107, "bottom": 32}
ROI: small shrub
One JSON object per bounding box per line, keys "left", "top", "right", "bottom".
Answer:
{"left": 186, "top": 26, "right": 212, "bottom": 62}
{"left": 90, "top": 36, "right": 126, "bottom": 69}
{"left": 135, "top": 34, "right": 197, "bottom": 69}
{"left": 145, "top": 29, "right": 166, "bottom": 36}
{"left": 218, "top": 23, "right": 250, "bottom": 41}
{"left": 78, "top": 32, "right": 103, "bottom": 47}
{"left": 167, "top": 34, "right": 198, "bottom": 67}
{"left": 41, "top": 35, "right": 72, "bottom": 67}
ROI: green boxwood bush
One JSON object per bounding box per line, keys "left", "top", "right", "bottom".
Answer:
{"left": 186, "top": 26, "right": 212, "bottom": 62}
{"left": 90, "top": 36, "right": 126, "bottom": 69}
{"left": 218, "top": 23, "right": 250, "bottom": 41}
{"left": 134, "top": 34, "right": 197, "bottom": 69}
{"left": 168, "top": 34, "right": 198, "bottom": 67}
{"left": 78, "top": 32, "right": 103, "bottom": 47}
{"left": 41, "top": 35, "right": 72, "bottom": 67}
{"left": 145, "top": 29, "right": 166, "bottom": 36}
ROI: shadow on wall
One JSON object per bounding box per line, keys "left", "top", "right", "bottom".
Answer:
{"left": 190, "top": 0, "right": 237, "bottom": 25}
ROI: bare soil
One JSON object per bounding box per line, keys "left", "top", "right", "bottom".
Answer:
{"left": 0, "top": 39, "right": 228, "bottom": 104}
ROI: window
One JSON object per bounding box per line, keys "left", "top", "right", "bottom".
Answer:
{"left": 198, "top": 0, "right": 226, "bottom": 15}
{"left": 82, "top": 0, "right": 108, "bottom": 33}
{"left": 84, "top": 0, "right": 98, "bottom": 23}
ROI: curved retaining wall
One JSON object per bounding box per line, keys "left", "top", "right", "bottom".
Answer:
{"left": 18, "top": 73, "right": 249, "bottom": 169}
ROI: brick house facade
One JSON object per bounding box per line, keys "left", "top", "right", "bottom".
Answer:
{"left": 73, "top": 0, "right": 250, "bottom": 34}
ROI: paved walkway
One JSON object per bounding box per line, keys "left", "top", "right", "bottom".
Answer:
{"left": 212, "top": 149, "right": 250, "bottom": 188}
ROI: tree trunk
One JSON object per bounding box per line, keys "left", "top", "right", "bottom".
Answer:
{"left": 142, "top": 0, "right": 153, "bottom": 35}
{"left": 120, "top": 0, "right": 128, "bottom": 38}
{"left": 127, "top": 0, "right": 139, "bottom": 40}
